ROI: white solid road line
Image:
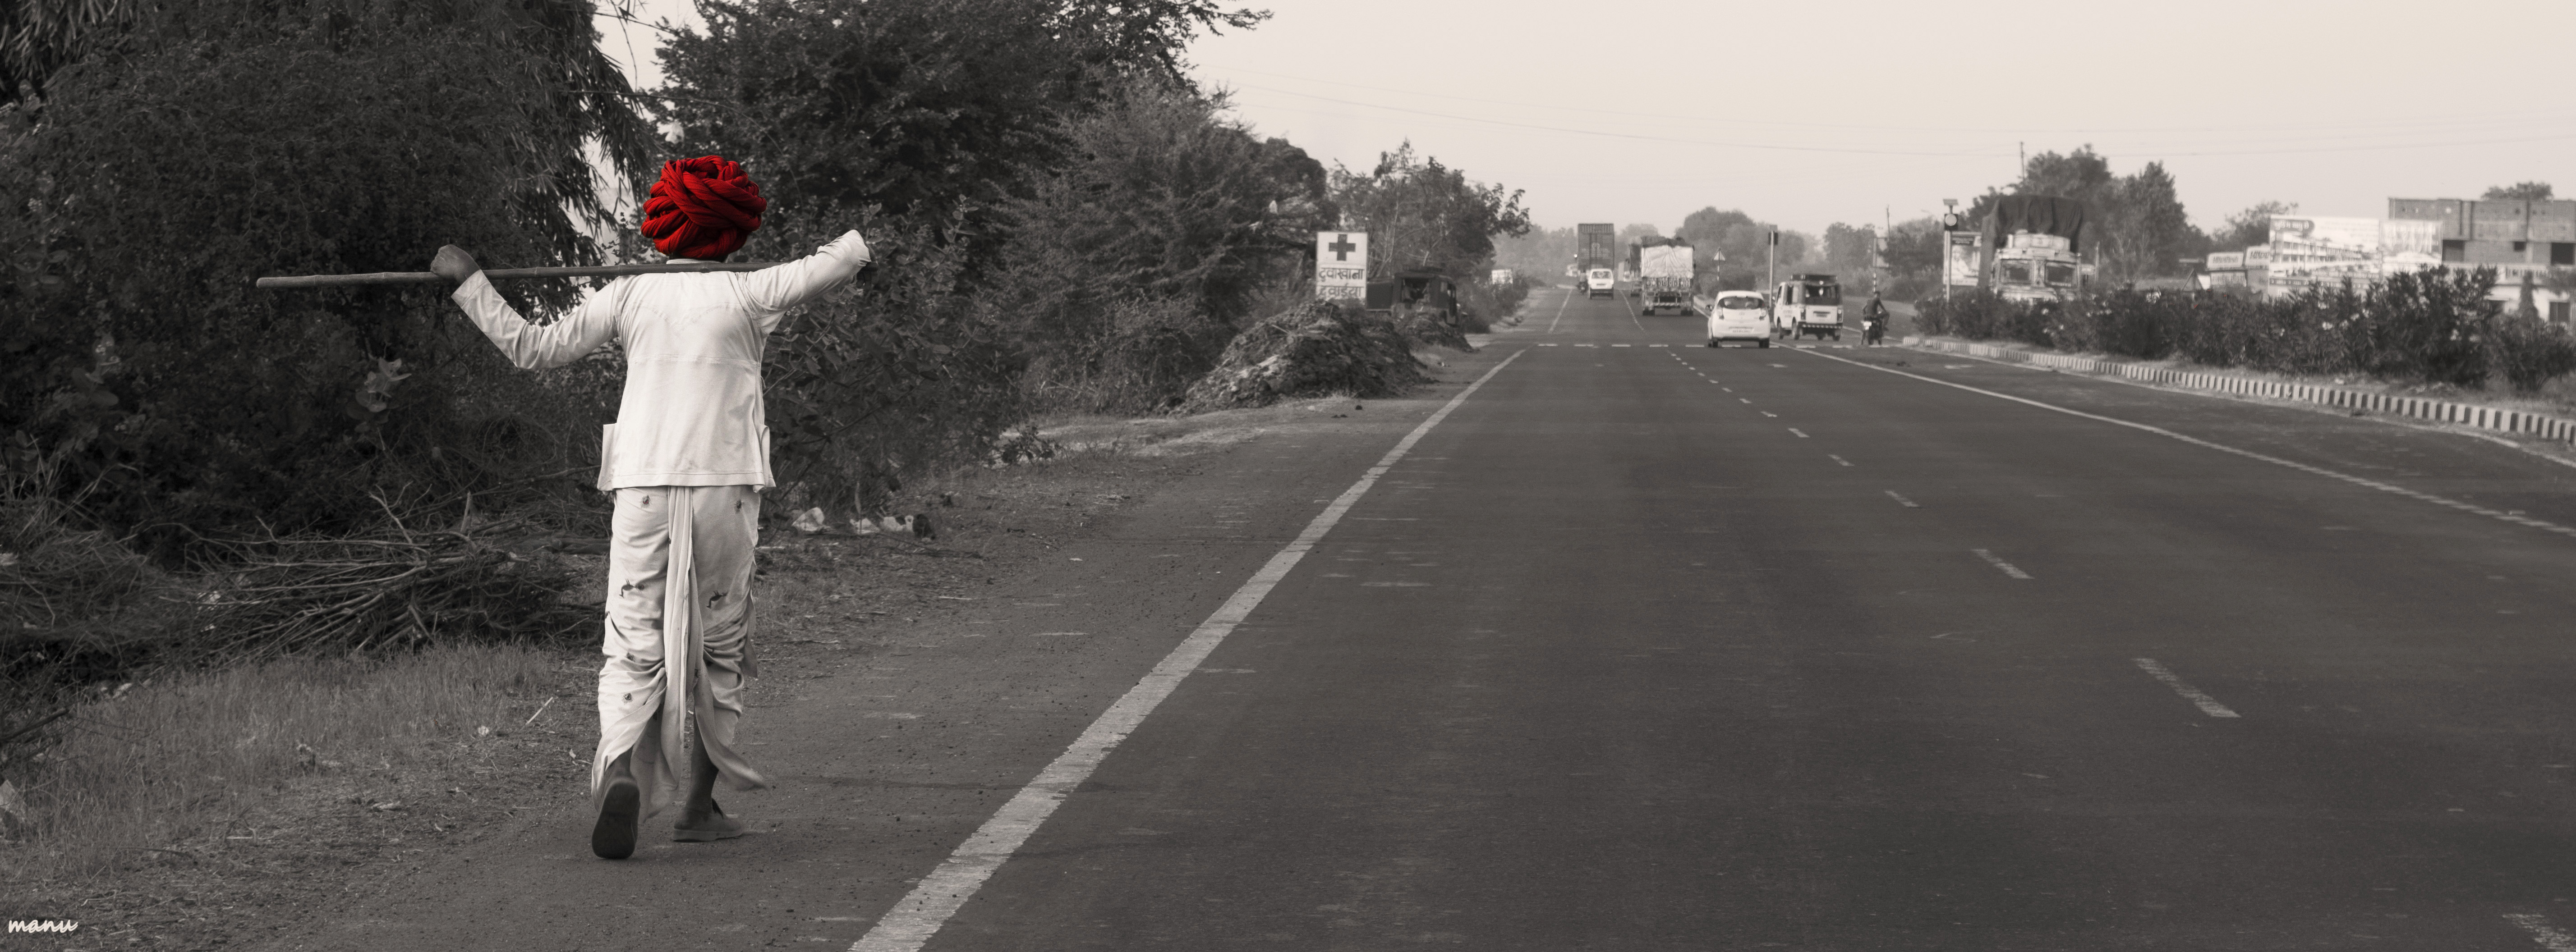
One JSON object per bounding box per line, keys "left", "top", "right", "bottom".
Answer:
{"left": 848, "top": 349, "right": 1528, "bottom": 952}
{"left": 2506, "top": 913, "right": 2576, "bottom": 951}
{"left": 1971, "top": 548, "right": 2032, "bottom": 579}
{"left": 2133, "top": 658, "right": 2241, "bottom": 719}
{"left": 1885, "top": 490, "right": 1918, "bottom": 508}
{"left": 1547, "top": 287, "right": 1572, "bottom": 334}
{"left": 1790, "top": 348, "right": 2576, "bottom": 542}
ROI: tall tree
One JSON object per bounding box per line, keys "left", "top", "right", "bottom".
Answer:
{"left": 1970, "top": 146, "right": 2199, "bottom": 280}
{"left": 2210, "top": 200, "right": 2296, "bottom": 251}
{"left": 4, "top": 0, "right": 654, "bottom": 238}
{"left": 659, "top": 0, "right": 1268, "bottom": 242}
{"left": 1330, "top": 142, "right": 1531, "bottom": 278}
{"left": 1820, "top": 223, "right": 1879, "bottom": 276}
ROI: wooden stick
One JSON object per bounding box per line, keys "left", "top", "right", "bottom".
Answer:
{"left": 255, "top": 261, "right": 783, "bottom": 289}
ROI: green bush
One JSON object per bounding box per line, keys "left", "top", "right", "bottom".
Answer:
{"left": 2489, "top": 315, "right": 2576, "bottom": 394}
{"left": 1918, "top": 268, "right": 2550, "bottom": 391}
{"left": 1, "top": 25, "right": 623, "bottom": 558}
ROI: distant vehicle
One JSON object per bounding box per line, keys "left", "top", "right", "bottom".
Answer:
{"left": 1637, "top": 246, "right": 1694, "bottom": 315}
{"left": 1982, "top": 195, "right": 2087, "bottom": 304}
{"left": 1618, "top": 261, "right": 1639, "bottom": 298}
{"left": 1585, "top": 268, "right": 1617, "bottom": 298}
{"left": 1772, "top": 274, "right": 1843, "bottom": 341}
{"left": 1576, "top": 223, "right": 1617, "bottom": 279}
{"left": 1701, "top": 291, "right": 1771, "bottom": 347}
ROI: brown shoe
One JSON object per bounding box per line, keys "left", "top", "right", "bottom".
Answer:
{"left": 674, "top": 803, "right": 747, "bottom": 842}
{"left": 591, "top": 776, "right": 640, "bottom": 859}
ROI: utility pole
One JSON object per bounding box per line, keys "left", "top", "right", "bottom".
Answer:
{"left": 1942, "top": 198, "right": 1960, "bottom": 306}
{"left": 1766, "top": 230, "right": 1777, "bottom": 298}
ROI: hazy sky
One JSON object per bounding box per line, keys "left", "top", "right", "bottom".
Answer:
{"left": 599, "top": 0, "right": 2576, "bottom": 235}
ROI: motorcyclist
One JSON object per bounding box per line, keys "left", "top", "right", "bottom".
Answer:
{"left": 1863, "top": 292, "right": 1889, "bottom": 346}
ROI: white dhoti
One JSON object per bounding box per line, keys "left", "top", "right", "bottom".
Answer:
{"left": 589, "top": 485, "right": 770, "bottom": 819}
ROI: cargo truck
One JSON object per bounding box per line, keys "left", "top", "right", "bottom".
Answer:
{"left": 1576, "top": 224, "right": 1616, "bottom": 298}
{"left": 1981, "top": 195, "right": 2087, "bottom": 304}
{"left": 1771, "top": 273, "right": 1844, "bottom": 340}
{"left": 1638, "top": 245, "right": 1695, "bottom": 315}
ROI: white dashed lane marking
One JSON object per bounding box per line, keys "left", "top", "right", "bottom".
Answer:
{"left": 1971, "top": 549, "right": 2032, "bottom": 579}
{"left": 1828, "top": 454, "right": 1854, "bottom": 467}
{"left": 1788, "top": 428, "right": 1810, "bottom": 439}
{"left": 2134, "top": 658, "right": 2241, "bottom": 718}
{"left": 1885, "top": 490, "right": 1918, "bottom": 508}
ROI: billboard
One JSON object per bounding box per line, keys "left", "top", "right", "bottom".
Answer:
{"left": 1315, "top": 231, "right": 1368, "bottom": 302}
{"left": 1943, "top": 232, "right": 1981, "bottom": 286}
{"left": 2267, "top": 215, "right": 2444, "bottom": 259}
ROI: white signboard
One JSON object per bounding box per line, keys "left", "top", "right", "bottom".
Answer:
{"left": 1315, "top": 232, "right": 1369, "bottom": 302}
{"left": 2268, "top": 215, "right": 2443, "bottom": 258}
{"left": 1490, "top": 268, "right": 1514, "bottom": 285}
{"left": 2205, "top": 252, "right": 2245, "bottom": 270}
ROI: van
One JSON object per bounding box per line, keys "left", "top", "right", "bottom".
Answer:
{"left": 1586, "top": 268, "right": 1616, "bottom": 298}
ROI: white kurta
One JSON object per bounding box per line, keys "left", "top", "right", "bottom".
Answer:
{"left": 450, "top": 230, "right": 871, "bottom": 487}
{"left": 451, "top": 231, "right": 869, "bottom": 816}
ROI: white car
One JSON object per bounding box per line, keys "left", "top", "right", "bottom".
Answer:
{"left": 1586, "top": 268, "right": 1616, "bottom": 298}
{"left": 1702, "top": 291, "right": 1772, "bottom": 348}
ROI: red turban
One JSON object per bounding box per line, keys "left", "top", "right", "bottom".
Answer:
{"left": 639, "top": 156, "right": 768, "bottom": 261}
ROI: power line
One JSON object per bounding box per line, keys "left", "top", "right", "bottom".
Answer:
{"left": 1199, "top": 65, "right": 2576, "bottom": 137}
{"left": 1219, "top": 85, "right": 2003, "bottom": 157}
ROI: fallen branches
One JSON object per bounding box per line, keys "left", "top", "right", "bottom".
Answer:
{"left": 189, "top": 519, "right": 588, "bottom": 662}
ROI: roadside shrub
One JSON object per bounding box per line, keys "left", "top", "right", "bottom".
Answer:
{"left": 2489, "top": 315, "right": 2576, "bottom": 394}
{"left": 1458, "top": 274, "right": 1532, "bottom": 333}
{"left": 747, "top": 210, "right": 1029, "bottom": 522}
{"left": 2353, "top": 267, "right": 2496, "bottom": 387}
{"left": 1923, "top": 268, "right": 2547, "bottom": 390}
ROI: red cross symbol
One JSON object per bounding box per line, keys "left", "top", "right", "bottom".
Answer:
{"left": 1328, "top": 234, "right": 1357, "bottom": 261}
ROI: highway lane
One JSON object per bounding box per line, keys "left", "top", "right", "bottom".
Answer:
{"left": 922, "top": 286, "right": 2576, "bottom": 950}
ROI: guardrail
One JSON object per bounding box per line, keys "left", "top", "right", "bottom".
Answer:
{"left": 1900, "top": 336, "right": 2576, "bottom": 445}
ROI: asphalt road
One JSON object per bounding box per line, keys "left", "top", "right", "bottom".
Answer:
{"left": 282, "top": 286, "right": 2576, "bottom": 951}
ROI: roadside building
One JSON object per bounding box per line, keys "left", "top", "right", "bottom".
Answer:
{"left": 2388, "top": 197, "right": 2574, "bottom": 323}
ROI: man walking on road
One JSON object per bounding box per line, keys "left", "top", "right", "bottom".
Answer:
{"left": 432, "top": 155, "right": 872, "bottom": 859}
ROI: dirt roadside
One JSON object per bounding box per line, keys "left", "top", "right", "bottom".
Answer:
{"left": 0, "top": 341, "right": 1507, "bottom": 951}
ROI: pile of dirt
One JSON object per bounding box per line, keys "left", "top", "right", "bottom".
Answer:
{"left": 1180, "top": 301, "right": 1433, "bottom": 412}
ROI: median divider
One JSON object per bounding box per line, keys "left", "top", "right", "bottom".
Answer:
{"left": 1899, "top": 335, "right": 2576, "bottom": 446}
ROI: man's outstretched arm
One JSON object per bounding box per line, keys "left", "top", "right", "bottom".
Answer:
{"left": 737, "top": 231, "right": 871, "bottom": 326}
{"left": 436, "top": 245, "right": 619, "bottom": 370}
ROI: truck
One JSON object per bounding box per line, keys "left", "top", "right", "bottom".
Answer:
{"left": 1576, "top": 224, "right": 1617, "bottom": 298}
{"left": 1771, "top": 273, "right": 1844, "bottom": 340}
{"left": 1637, "top": 245, "right": 1695, "bottom": 315}
{"left": 1981, "top": 195, "right": 2087, "bottom": 304}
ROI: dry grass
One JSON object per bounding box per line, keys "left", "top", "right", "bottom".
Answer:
{"left": 0, "top": 643, "right": 555, "bottom": 881}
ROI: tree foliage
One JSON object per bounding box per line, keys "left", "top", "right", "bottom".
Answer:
{"left": 1967, "top": 146, "right": 2199, "bottom": 281}
{"left": 2483, "top": 182, "right": 2554, "bottom": 201}
{"left": 2, "top": 20, "right": 638, "bottom": 554}
{"left": 1675, "top": 207, "right": 1806, "bottom": 288}
{"left": 1330, "top": 142, "right": 1531, "bottom": 279}
{"left": 2209, "top": 200, "right": 2296, "bottom": 252}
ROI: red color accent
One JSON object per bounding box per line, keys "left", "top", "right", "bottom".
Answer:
{"left": 639, "top": 156, "right": 768, "bottom": 261}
